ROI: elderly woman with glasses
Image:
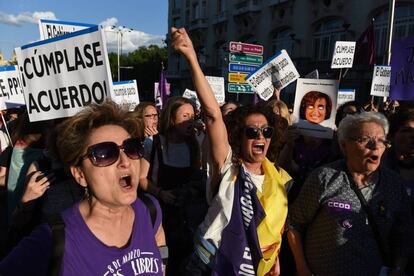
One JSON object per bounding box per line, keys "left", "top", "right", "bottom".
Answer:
{"left": 288, "top": 112, "right": 414, "bottom": 276}
{"left": 171, "top": 27, "right": 291, "bottom": 276}
{"left": 0, "top": 101, "right": 166, "bottom": 275}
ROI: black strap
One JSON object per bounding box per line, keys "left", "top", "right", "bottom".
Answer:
{"left": 148, "top": 134, "right": 161, "bottom": 182}
{"left": 349, "top": 178, "right": 389, "bottom": 266}
{"left": 138, "top": 193, "right": 157, "bottom": 227}
{"left": 47, "top": 215, "right": 65, "bottom": 276}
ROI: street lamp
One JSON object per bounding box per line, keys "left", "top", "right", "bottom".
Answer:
{"left": 108, "top": 26, "right": 133, "bottom": 81}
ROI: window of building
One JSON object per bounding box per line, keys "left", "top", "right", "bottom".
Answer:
{"left": 218, "top": 0, "right": 226, "bottom": 13}
{"left": 193, "top": 2, "right": 200, "bottom": 19}
{"left": 173, "top": 17, "right": 181, "bottom": 28}
{"left": 374, "top": 3, "right": 414, "bottom": 59}
{"left": 173, "top": 0, "right": 181, "bottom": 9}
{"left": 313, "top": 19, "right": 346, "bottom": 61}
{"left": 271, "top": 28, "right": 294, "bottom": 56}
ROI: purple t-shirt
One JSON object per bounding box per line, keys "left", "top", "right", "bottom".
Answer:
{"left": 0, "top": 195, "right": 163, "bottom": 276}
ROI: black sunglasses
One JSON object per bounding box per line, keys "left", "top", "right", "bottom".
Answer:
{"left": 82, "top": 138, "right": 144, "bottom": 167}
{"left": 244, "top": 126, "right": 274, "bottom": 139}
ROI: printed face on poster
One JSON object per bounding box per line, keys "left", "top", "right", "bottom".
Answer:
{"left": 15, "top": 26, "right": 113, "bottom": 122}
{"left": 112, "top": 80, "right": 139, "bottom": 111}
{"left": 293, "top": 78, "right": 338, "bottom": 139}
{"left": 0, "top": 66, "right": 26, "bottom": 110}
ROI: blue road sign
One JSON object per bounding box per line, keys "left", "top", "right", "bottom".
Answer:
{"left": 228, "top": 63, "right": 259, "bottom": 74}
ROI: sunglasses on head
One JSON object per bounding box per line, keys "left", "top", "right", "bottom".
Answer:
{"left": 82, "top": 138, "right": 144, "bottom": 167}
{"left": 244, "top": 126, "right": 274, "bottom": 139}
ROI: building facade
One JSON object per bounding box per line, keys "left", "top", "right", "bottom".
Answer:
{"left": 167, "top": 0, "right": 414, "bottom": 104}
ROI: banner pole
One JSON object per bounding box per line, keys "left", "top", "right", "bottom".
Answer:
{"left": 383, "top": 0, "right": 396, "bottom": 102}
{"left": 1, "top": 113, "right": 12, "bottom": 147}
{"left": 338, "top": 68, "right": 343, "bottom": 86}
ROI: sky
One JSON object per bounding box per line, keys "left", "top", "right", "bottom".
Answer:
{"left": 0, "top": 0, "right": 168, "bottom": 59}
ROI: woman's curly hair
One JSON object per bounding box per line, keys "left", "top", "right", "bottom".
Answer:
{"left": 224, "top": 104, "right": 287, "bottom": 165}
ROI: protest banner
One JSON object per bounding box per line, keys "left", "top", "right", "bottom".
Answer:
{"left": 154, "top": 82, "right": 171, "bottom": 106}
{"left": 205, "top": 76, "right": 225, "bottom": 105}
{"left": 370, "top": 65, "right": 391, "bottom": 97}
{"left": 331, "top": 41, "right": 356, "bottom": 69}
{"left": 182, "top": 88, "right": 200, "bottom": 110}
{"left": 15, "top": 25, "right": 113, "bottom": 122}
{"left": 246, "top": 50, "right": 299, "bottom": 101}
{"left": 337, "top": 89, "right": 356, "bottom": 107}
{"left": 0, "top": 65, "right": 26, "bottom": 110}
{"left": 390, "top": 36, "right": 414, "bottom": 100}
{"left": 39, "top": 19, "right": 96, "bottom": 40}
{"left": 111, "top": 80, "right": 139, "bottom": 111}
{"left": 293, "top": 78, "right": 338, "bottom": 139}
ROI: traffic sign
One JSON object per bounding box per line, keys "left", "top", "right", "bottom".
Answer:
{"left": 228, "top": 83, "right": 254, "bottom": 93}
{"left": 229, "top": 41, "right": 264, "bottom": 55}
{"left": 229, "top": 63, "right": 259, "bottom": 74}
{"left": 229, "top": 53, "right": 263, "bottom": 65}
{"left": 228, "top": 73, "right": 249, "bottom": 83}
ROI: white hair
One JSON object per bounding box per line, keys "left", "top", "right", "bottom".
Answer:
{"left": 337, "top": 111, "right": 389, "bottom": 147}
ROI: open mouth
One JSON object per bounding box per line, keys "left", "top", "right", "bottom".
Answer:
{"left": 367, "top": 155, "right": 379, "bottom": 163}
{"left": 119, "top": 175, "right": 132, "bottom": 189}
{"left": 252, "top": 143, "right": 265, "bottom": 154}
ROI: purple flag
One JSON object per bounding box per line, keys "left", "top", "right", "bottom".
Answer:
{"left": 159, "top": 63, "right": 167, "bottom": 106}
{"left": 354, "top": 22, "right": 376, "bottom": 65}
{"left": 390, "top": 36, "right": 414, "bottom": 100}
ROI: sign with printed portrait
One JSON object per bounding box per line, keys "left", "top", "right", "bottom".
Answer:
{"left": 293, "top": 78, "right": 338, "bottom": 139}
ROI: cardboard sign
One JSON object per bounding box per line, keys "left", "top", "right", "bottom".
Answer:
{"left": 15, "top": 26, "right": 113, "bottom": 122}
{"left": 0, "top": 66, "right": 26, "bottom": 110}
{"left": 182, "top": 89, "right": 200, "bottom": 110}
{"left": 111, "top": 80, "right": 139, "bottom": 111}
{"left": 205, "top": 76, "right": 225, "bottom": 105}
{"left": 39, "top": 19, "right": 96, "bottom": 40}
{"left": 293, "top": 78, "right": 338, "bottom": 139}
{"left": 370, "top": 65, "right": 391, "bottom": 97}
{"left": 331, "top": 41, "right": 356, "bottom": 69}
{"left": 337, "top": 89, "right": 356, "bottom": 107}
{"left": 246, "top": 50, "right": 299, "bottom": 101}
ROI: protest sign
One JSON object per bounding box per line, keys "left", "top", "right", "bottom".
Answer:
{"left": 390, "top": 36, "right": 414, "bottom": 100}
{"left": 182, "top": 89, "right": 200, "bottom": 110}
{"left": 111, "top": 80, "right": 139, "bottom": 111}
{"left": 293, "top": 78, "right": 338, "bottom": 139}
{"left": 205, "top": 76, "right": 225, "bottom": 105}
{"left": 0, "top": 66, "right": 26, "bottom": 110}
{"left": 15, "top": 26, "right": 113, "bottom": 122}
{"left": 337, "top": 89, "right": 356, "bottom": 107}
{"left": 39, "top": 19, "right": 96, "bottom": 40}
{"left": 370, "top": 65, "right": 391, "bottom": 97}
{"left": 331, "top": 41, "right": 356, "bottom": 69}
{"left": 246, "top": 50, "right": 299, "bottom": 101}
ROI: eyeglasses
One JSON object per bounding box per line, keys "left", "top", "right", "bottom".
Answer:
{"left": 348, "top": 136, "right": 392, "bottom": 149}
{"left": 244, "top": 126, "right": 274, "bottom": 139}
{"left": 82, "top": 138, "right": 144, "bottom": 167}
{"left": 144, "top": 113, "right": 158, "bottom": 119}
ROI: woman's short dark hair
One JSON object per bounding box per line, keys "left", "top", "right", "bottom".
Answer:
{"left": 388, "top": 108, "right": 414, "bottom": 137}
{"left": 225, "top": 105, "right": 285, "bottom": 164}
{"left": 299, "top": 91, "right": 332, "bottom": 120}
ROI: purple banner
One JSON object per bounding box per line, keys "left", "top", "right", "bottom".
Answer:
{"left": 390, "top": 36, "right": 414, "bottom": 100}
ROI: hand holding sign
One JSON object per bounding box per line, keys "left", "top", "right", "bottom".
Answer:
{"left": 170, "top": 27, "right": 197, "bottom": 62}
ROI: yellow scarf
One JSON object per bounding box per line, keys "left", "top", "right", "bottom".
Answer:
{"left": 255, "top": 158, "right": 290, "bottom": 275}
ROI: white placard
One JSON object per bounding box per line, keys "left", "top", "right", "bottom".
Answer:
{"left": 246, "top": 49, "right": 299, "bottom": 101}
{"left": 111, "top": 80, "right": 139, "bottom": 111}
{"left": 293, "top": 78, "right": 338, "bottom": 139}
{"left": 15, "top": 26, "right": 113, "bottom": 122}
{"left": 337, "top": 89, "right": 356, "bottom": 107}
{"left": 39, "top": 19, "right": 96, "bottom": 40}
{"left": 182, "top": 89, "right": 200, "bottom": 110}
{"left": 205, "top": 76, "right": 225, "bottom": 105}
{"left": 331, "top": 41, "right": 356, "bottom": 69}
{"left": 0, "top": 66, "right": 26, "bottom": 110}
{"left": 370, "top": 65, "right": 391, "bottom": 97}
{"left": 305, "top": 69, "right": 319, "bottom": 79}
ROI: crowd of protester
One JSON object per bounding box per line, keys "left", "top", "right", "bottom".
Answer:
{"left": 0, "top": 27, "right": 413, "bottom": 275}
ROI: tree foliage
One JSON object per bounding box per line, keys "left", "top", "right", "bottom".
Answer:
{"left": 108, "top": 45, "right": 167, "bottom": 102}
